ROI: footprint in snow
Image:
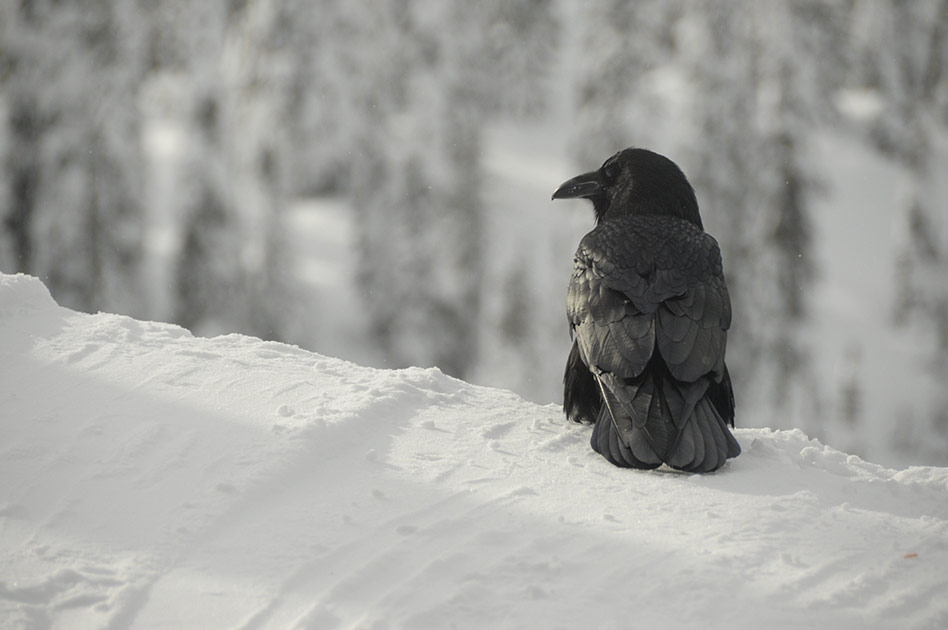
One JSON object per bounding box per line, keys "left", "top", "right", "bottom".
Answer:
{"left": 481, "top": 421, "right": 517, "bottom": 440}
{"left": 66, "top": 343, "right": 100, "bottom": 365}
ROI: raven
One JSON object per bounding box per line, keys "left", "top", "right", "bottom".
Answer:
{"left": 552, "top": 148, "right": 740, "bottom": 472}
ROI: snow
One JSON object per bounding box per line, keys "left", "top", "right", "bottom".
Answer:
{"left": 2, "top": 272, "right": 947, "bottom": 630}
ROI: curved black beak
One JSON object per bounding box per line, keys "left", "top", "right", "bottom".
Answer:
{"left": 552, "top": 170, "right": 602, "bottom": 200}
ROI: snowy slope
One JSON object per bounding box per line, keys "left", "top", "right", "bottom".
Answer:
{"left": 1, "top": 273, "right": 947, "bottom": 630}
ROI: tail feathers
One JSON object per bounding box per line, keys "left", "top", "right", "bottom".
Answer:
{"left": 591, "top": 404, "right": 661, "bottom": 469}
{"left": 591, "top": 371, "right": 664, "bottom": 469}
{"left": 666, "top": 397, "right": 733, "bottom": 472}
{"left": 591, "top": 371, "right": 741, "bottom": 472}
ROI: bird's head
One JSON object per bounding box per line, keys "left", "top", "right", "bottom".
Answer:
{"left": 552, "top": 147, "right": 702, "bottom": 229}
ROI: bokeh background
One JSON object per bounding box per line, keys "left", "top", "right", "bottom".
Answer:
{"left": 2, "top": 0, "right": 947, "bottom": 467}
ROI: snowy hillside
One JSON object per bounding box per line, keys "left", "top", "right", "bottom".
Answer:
{"left": 1, "top": 272, "right": 947, "bottom": 630}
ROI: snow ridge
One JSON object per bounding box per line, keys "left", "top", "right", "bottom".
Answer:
{"left": 1, "top": 273, "right": 946, "bottom": 629}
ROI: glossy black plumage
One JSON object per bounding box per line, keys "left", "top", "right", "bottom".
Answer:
{"left": 553, "top": 148, "right": 740, "bottom": 472}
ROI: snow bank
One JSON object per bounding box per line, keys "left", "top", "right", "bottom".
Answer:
{"left": 1, "top": 273, "right": 946, "bottom": 630}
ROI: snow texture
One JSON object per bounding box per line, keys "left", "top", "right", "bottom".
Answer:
{"left": 1, "top": 272, "right": 947, "bottom": 629}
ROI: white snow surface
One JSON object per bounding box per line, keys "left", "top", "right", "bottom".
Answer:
{"left": 2, "top": 273, "right": 947, "bottom": 630}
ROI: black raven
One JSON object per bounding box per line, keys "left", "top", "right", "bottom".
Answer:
{"left": 552, "top": 148, "right": 740, "bottom": 472}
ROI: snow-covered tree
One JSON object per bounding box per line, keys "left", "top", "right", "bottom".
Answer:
{"left": 846, "top": 0, "right": 948, "bottom": 461}
{"left": 568, "top": 1, "right": 681, "bottom": 166}
{"left": 275, "top": 0, "right": 356, "bottom": 196}
{"left": 144, "top": 0, "right": 295, "bottom": 340}
{"left": 338, "top": 0, "right": 557, "bottom": 378}
{"left": 0, "top": 0, "right": 147, "bottom": 316}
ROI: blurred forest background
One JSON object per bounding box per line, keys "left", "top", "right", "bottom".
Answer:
{"left": 2, "top": 0, "right": 947, "bottom": 467}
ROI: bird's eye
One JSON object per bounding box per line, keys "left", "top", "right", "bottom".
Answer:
{"left": 602, "top": 162, "right": 618, "bottom": 182}
{"left": 601, "top": 153, "right": 622, "bottom": 182}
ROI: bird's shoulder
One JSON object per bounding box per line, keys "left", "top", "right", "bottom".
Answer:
{"left": 568, "top": 215, "right": 731, "bottom": 383}
{"left": 575, "top": 214, "right": 723, "bottom": 283}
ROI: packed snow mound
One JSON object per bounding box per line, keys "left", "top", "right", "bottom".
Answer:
{"left": 1, "top": 273, "right": 947, "bottom": 630}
